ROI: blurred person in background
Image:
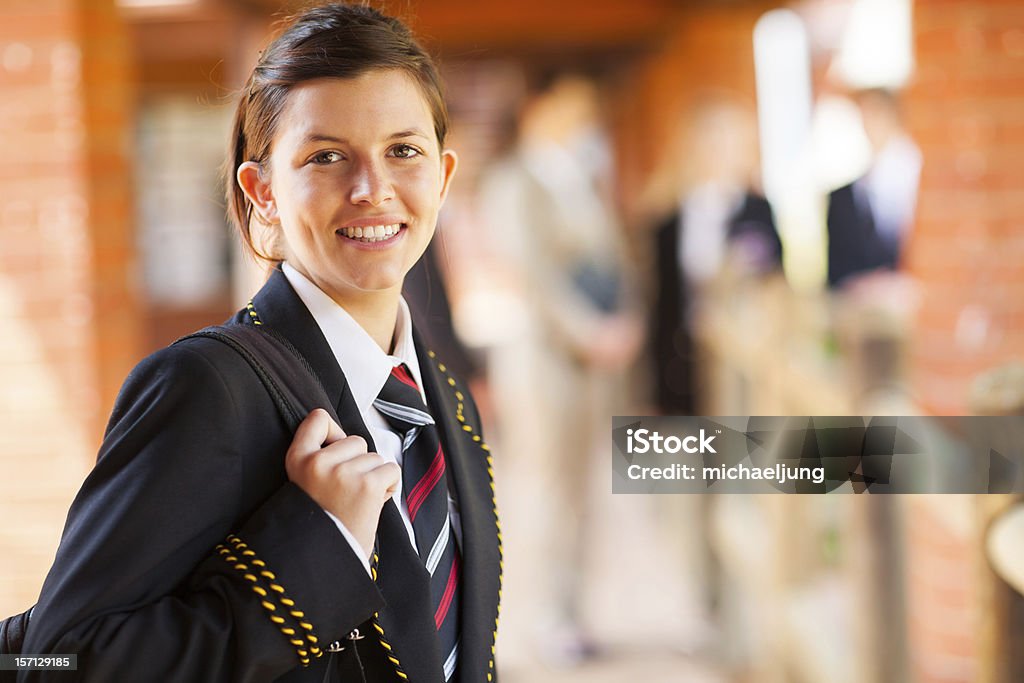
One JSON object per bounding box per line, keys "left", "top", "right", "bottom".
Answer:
{"left": 650, "top": 98, "right": 784, "bottom": 416}
{"left": 643, "top": 98, "right": 783, "bottom": 661}
{"left": 826, "top": 87, "right": 922, "bottom": 289}
{"left": 477, "top": 70, "right": 643, "bottom": 665}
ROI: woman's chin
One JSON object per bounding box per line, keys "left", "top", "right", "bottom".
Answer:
{"left": 325, "top": 272, "right": 406, "bottom": 300}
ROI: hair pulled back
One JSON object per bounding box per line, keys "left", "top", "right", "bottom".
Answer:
{"left": 225, "top": 3, "right": 449, "bottom": 259}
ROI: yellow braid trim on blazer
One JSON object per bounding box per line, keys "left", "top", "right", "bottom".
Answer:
{"left": 215, "top": 534, "right": 322, "bottom": 666}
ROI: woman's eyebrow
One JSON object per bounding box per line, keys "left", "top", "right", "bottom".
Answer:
{"left": 302, "top": 133, "right": 347, "bottom": 145}
{"left": 388, "top": 128, "right": 430, "bottom": 140}
{"left": 299, "top": 129, "right": 429, "bottom": 144}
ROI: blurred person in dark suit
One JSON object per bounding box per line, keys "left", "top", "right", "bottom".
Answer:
{"left": 645, "top": 100, "right": 783, "bottom": 659}
{"left": 650, "top": 99, "right": 784, "bottom": 415}
{"left": 827, "top": 88, "right": 921, "bottom": 289}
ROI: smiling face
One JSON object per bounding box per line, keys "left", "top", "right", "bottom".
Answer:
{"left": 238, "top": 69, "right": 457, "bottom": 311}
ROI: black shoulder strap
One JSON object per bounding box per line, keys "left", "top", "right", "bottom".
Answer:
{"left": 0, "top": 606, "right": 31, "bottom": 661}
{"left": 176, "top": 324, "right": 339, "bottom": 433}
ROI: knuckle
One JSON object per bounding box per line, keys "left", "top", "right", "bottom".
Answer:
{"left": 353, "top": 473, "right": 374, "bottom": 495}
{"left": 284, "top": 445, "right": 304, "bottom": 470}
{"left": 333, "top": 458, "right": 364, "bottom": 485}
{"left": 308, "top": 453, "right": 332, "bottom": 479}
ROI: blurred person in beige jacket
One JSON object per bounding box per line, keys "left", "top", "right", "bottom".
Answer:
{"left": 477, "top": 71, "right": 643, "bottom": 664}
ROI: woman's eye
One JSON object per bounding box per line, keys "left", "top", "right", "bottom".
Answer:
{"left": 312, "top": 150, "right": 343, "bottom": 164}
{"left": 390, "top": 144, "right": 421, "bottom": 159}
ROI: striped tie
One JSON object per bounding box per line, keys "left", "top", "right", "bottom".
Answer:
{"left": 374, "top": 364, "right": 460, "bottom": 681}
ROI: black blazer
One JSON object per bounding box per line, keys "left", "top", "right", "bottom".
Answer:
{"left": 826, "top": 182, "right": 900, "bottom": 289}
{"left": 21, "top": 269, "right": 501, "bottom": 682}
{"left": 650, "top": 192, "right": 783, "bottom": 415}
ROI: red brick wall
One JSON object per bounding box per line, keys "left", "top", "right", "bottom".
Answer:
{"left": 905, "top": 0, "right": 1024, "bottom": 416}
{"left": 81, "top": 0, "right": 142, "bottom": 423}
{"left": 0, "top": 0, "right": 140, "bottom": 616}
{"left": 902, "top": 2, "right": 1024, "bottom": 682}
{"left": 904, "top": 499, "right": 980, "bottom": 683}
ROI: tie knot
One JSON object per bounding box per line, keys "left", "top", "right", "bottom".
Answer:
{"left": 374, "top": 364, "right": 434, "bottom": 434}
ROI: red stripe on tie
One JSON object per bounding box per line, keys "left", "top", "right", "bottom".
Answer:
{"left": 406, "top": 444, "right": 445, "bottom": 523}
{"left": 434, "top": 553, "right": 460, "bottom": 629}
{"left": 390, "top": 364, "right": 419, "bottom": 390}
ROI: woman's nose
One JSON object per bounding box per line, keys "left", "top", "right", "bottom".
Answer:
{"left": 348, "top": 159, "right": 395, "bottom": 206}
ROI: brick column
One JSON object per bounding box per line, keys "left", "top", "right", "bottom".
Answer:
{"left": 904, "top": 0, "right": 1024, "bottom": 415}
{"left": 903, "top": 498, "right": 980, "bottom": 683}
{"left": 902, "top": 2, "right": 1024, "bottom": 682}
{"left": 0, "top": 0, "right": 140, "bottom": 616}
{"left": 81, "top": 0, "right": 142, "bottom": 420}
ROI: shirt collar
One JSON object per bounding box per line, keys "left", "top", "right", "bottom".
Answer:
{"left": 281, "top": 262, "right": 425, "bottom": 412}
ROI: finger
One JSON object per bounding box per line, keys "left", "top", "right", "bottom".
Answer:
{"left": 322, "top": 412, "right": 346, "bottom": 445}
{"left": 324, "top": 449, "right": 386, "bottom": 477}
{"left": 366, "top": 460, "right": 401, "bottom": 497}
{"left": 288, "top": 409, "right": 337, "bottom": 460}
{"left": 318, "top": 435, "right": 370, "bottom": 465}
{"left": 305, "top": 408, "right": 348, "bottom": 443}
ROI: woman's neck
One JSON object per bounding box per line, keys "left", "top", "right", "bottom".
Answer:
{"left": 282, "top": 262, "right": 401, "bottom": 353}
{"left": 333, "top": 290, "right": 400, "bottom": 353}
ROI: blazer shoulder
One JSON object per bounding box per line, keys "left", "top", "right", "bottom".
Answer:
{"left": 127, "top": 334, "right": 257, "bottom": 390}
{"left": 829, "top": 182, "right": 857, "bottom": 203}
{"left": 104, "top": 334, "right": 266, "bottom": 437}
{"left": 653, "top": 210, "right": 680, "bottom": 242}
{"left": 740, "top": 192, "right": 774, "bottom": 218}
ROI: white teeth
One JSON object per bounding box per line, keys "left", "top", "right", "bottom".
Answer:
{"left": 339, "top": 223, "right": 402, "bottom": 240}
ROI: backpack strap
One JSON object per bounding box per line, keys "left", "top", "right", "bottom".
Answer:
{"left": 0, "top": 606, "right": 32, "bottom": 660}
{"left": 176, "top": 323, "right": 339, "bottom": 433}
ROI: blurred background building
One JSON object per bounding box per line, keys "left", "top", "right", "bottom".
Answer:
{"left": 1, "top": 0, "right": 1023, "bottom": 681}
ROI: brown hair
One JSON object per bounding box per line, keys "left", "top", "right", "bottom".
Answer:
{"left": 225, "top": 3, "right": 450, "bottom": 260}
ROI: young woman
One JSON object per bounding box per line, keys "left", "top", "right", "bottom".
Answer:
{"left": 20, "top": 5, "right": 500, "bottom": 682}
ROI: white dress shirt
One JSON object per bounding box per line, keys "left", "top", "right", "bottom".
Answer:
{"left": 679, "top": 182, "right": 744, "bottom": 286}
{"left": 858, "top": 133, "right": 922, "bottom": 247}
{"left": 282, "top": 263, "right": 462, "bottom": 576}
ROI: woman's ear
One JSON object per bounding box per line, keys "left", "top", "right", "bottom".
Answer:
{"left": 237, "top": 161, "right": 279, "bottom": 224}
{"left": 438, "top": 149, "right": 458, "bottom": 208}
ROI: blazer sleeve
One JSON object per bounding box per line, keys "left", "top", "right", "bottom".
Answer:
{"left": 20, "top": 340, "right": 384, "bottom": 682}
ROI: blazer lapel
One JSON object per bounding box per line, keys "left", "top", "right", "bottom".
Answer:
{"left": 414, "top": 330, "right": 502, "bottom": 683}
